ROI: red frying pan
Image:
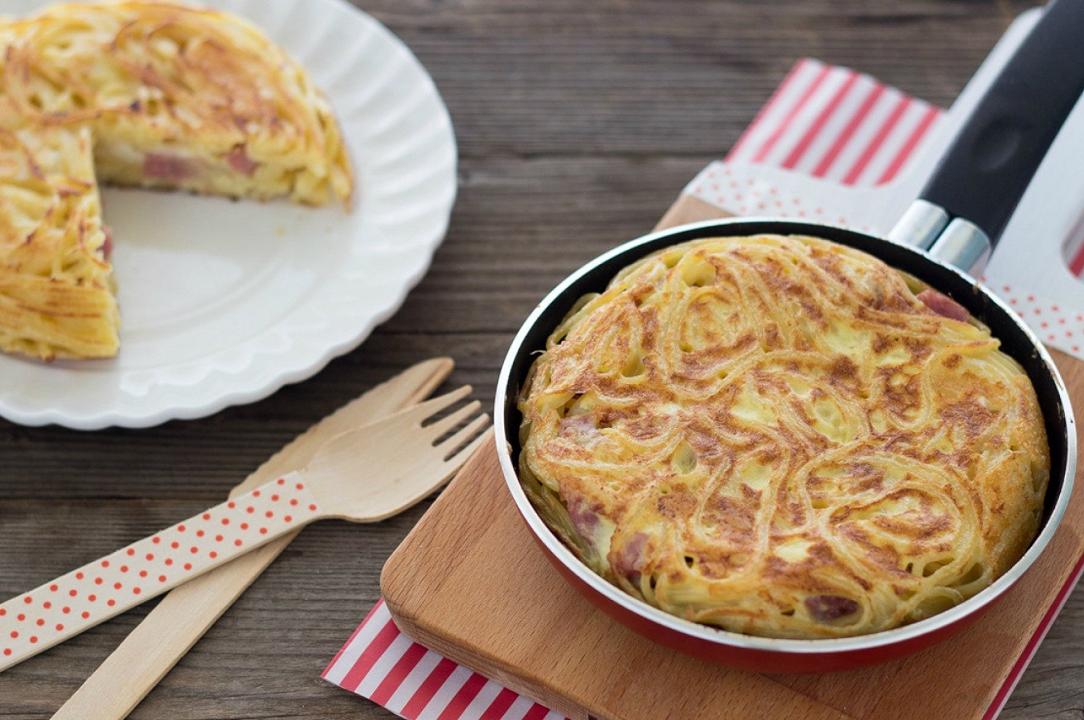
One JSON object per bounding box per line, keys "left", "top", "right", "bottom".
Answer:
{"left": 495, "top": 0, "right": 1081, "bottom": 672}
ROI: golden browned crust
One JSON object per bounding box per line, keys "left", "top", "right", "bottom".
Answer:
{"left": 0, "top": 0, "right": 351, "bottom": 205}
{"left": 0, "top": 125, "right": 117, "bottom": 358}
{"left": 518, "top": 235, "right": 1050, "bottom": 638}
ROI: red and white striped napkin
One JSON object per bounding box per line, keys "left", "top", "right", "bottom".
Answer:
{"left": 323, "top": 600, "right": 562, "bottom": 720}
{"left": 726, "top": 57, "right": 943, "bottom": 186}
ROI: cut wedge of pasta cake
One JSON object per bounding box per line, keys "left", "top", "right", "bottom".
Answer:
{"left": 0, "top": 0, "right": 353, "bottom": 360}
{"left": 0, "top": 125, "right": 117, "bottom": 359}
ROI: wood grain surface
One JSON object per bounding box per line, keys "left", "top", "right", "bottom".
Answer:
{"left": 4, "top": 1, "right": 1079, "bottom": 718}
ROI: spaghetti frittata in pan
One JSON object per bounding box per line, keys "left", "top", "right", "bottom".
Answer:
{"left": 518, "top": 235, "right": 1049, "bottom": 638}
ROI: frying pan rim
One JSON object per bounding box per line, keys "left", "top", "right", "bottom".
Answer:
{"left": 494, "top": 216, "right": 1077, "bottom": 654}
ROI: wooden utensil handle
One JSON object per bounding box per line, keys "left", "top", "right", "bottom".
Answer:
{"left": 0, "top": 472, "right": 320, "bottom": 672}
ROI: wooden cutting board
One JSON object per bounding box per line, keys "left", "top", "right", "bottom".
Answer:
{"left": 382, "top": 200, "right": 1084, "bottom": 720}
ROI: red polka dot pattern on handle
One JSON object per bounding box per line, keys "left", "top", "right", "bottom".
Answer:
{"left": 0, "top": 471, "right": 318, "bottom": 671}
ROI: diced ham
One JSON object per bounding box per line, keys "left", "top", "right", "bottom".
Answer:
{"left": 559, "top": 414, "right": 601, "bottom": 446}
{"left": 805, "top": 594, "right": 859, "bottom": 622}
{"left": 143, "top": 153, "right": 195, "bottom": 182}
{"left": 613, "top": 532, "right": 647, "bottom": 584}
{"left": 566, "top": 495, "right": 599, "bottom": 540}
{"left": 916, "top": 288, "right": 970, "bottom": 322}
{"left": 101, "top": 225, "right": 113, "bottom": 260}
{"left": 226, "top": 145, "right": 258, "bottom": 176}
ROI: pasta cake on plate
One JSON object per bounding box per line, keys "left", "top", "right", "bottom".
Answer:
{"left": 0, "top": 0, "right": 353, "bottom": 360}
{"left": 518, "top": 234, "right": 1050, "bottom": 639}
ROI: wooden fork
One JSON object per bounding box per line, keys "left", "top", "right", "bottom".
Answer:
{"left": 0, "top": 387, "right": 490, "bottom": 672}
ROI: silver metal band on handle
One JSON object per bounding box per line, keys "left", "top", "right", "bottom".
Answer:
{"left": 887, "top": 199, "right": 993, "bottom": 275}
{"left": 886, "top": 199, "right": 949, "bottom": 250}
{"left": 928, "top": 218, "right": 993, "bottom": 275}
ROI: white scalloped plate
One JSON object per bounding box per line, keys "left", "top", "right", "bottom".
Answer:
{"left": 0, "top": 0, "right": 457, "bottom": 429}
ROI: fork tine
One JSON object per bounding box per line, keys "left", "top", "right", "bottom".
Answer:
{"left": 440, "top": 415, "right": 491, "bottom": 462}
{"left": 443, "top": 426, "right": 493, "bottom": 470}
{"left": 408, "top": 385, "right": 473, "bottom": 424}
{"left": 425, "top": 399, "right": 482, "bottom": 439}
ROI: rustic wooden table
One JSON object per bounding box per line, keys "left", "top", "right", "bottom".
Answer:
{"left": 2, "top": 1, "right": 1079, "bottom": 718}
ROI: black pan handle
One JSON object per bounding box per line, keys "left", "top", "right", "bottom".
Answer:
{"left": 919, "top": 0, "right": 1084, "bottom": 246}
